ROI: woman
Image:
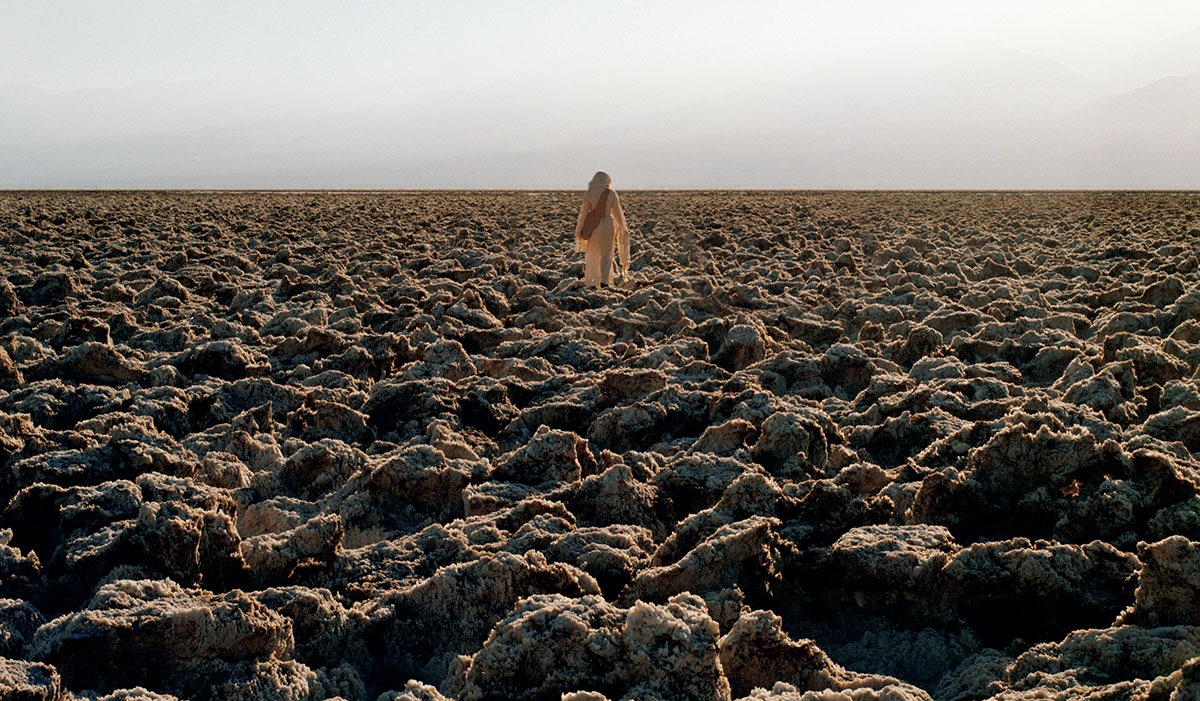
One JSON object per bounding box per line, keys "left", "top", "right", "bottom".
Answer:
{"left": 574, "top": 171, "right": 630, "bottom": 287}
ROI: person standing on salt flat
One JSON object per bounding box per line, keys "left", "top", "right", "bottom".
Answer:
{"left": 574, "top": 171, "right": 630, "bottom": 288}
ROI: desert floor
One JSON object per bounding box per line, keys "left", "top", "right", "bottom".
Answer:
{"left": 3, "top": 190, "right": 1200, "bottom": 700}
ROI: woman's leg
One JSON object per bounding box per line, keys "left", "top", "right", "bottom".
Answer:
{"left": 583, "top": 235, "right": 601, "bottom": 286}
{"left": 597, "top": 223, "right": 616, "bottom": 285}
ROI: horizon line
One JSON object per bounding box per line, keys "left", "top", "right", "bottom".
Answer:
{"left": 5, "top": 187, "right": 1200, "bottom": 194}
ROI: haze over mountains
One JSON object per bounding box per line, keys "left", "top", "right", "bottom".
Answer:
{"left": 2, "top": 33, "right": 1197, "bottom": 189}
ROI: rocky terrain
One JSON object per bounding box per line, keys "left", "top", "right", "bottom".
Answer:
{"left": 2, "top": 190, "right": 1200, "bottom": 700}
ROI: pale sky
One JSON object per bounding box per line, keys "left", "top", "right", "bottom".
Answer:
{"left": 2, "top": 1, "right": 1199, "bottom": 188}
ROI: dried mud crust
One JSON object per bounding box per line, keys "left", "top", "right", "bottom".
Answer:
{"left": 1, "top": 190, "right": 1200, "bottom": 699}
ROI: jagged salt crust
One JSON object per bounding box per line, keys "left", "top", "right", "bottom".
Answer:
{"left": 2, "top": 191, "right": 1200, "bottom": 699}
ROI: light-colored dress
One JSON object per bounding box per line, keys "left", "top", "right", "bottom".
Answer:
{"left": 574, "top": 186, "right": 630, "bottom": 286}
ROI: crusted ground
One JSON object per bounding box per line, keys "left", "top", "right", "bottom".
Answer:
{"left": 2, "top": 190, "right": 1200, "bottom": 700}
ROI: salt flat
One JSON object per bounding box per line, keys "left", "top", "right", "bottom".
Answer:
{"left": 2, "top": 190, "right": 1200, "bottom": 700}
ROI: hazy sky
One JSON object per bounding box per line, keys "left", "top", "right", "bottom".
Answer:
{"left": 2, "top": 1, "right": 1199, "bottom": 188}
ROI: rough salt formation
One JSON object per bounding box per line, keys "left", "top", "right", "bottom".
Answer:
{"left": 445, "top": 593, "right": 727, "bottom": 700}
{"left": 2, "top": 191, "right": 1200, "bottom": 699}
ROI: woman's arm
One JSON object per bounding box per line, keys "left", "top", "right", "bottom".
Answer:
{"left": 612, "top": 191, "right": 630, "bottom": 275}
{"left": 611, "top": 190, "right": 628, "bottom": 235}
{"left": 575, "top": 198, "right": 589, "bottom": 238}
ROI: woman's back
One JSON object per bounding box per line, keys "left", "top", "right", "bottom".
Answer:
{"left": 575, "top": 171, "right": 629, "bottom": 287}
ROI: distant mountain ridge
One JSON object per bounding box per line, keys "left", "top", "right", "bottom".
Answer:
{"left": 1086, "top": 72, "right": 1200, "bottom": 124}
{"left": 1099, "top": 26, "right": 1200, "bottom": 92}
